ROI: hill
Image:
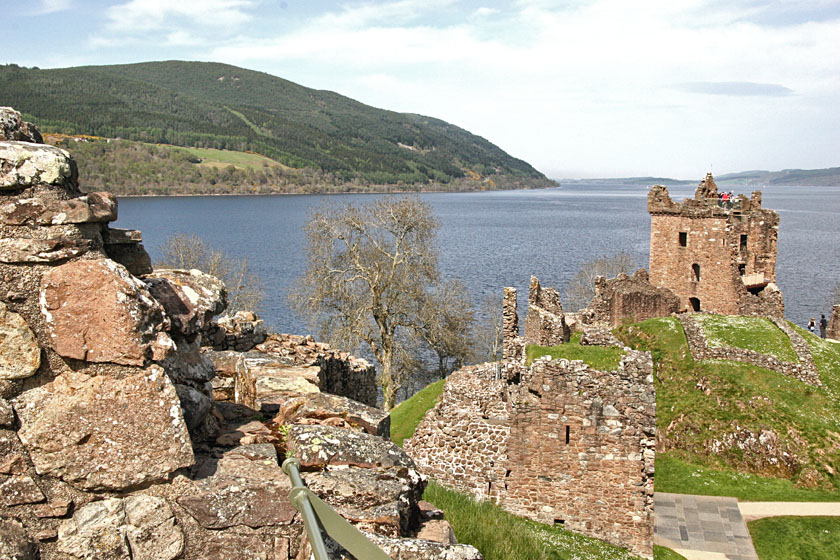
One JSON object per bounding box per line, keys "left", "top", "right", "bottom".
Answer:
{"left": 562, "top": 168, "right": 840, "bottom": 187}
{"left": 616, "top": 315, "right": 840, "bottom": 498}
{"left": 0, "top": 61, "right": 553, "bottom": 192}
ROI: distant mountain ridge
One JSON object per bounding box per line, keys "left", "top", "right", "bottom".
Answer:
{"left": 0, "top": 61, "right": 552, "bottom": 190}
{"left": 563, "top": 167, "right": 840, "bottom": 187}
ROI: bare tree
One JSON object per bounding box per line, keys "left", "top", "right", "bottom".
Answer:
{"left": 290, "top": 196, "right": 473, "bottom": 410}
{"left": 564, "top": 252, "right": 637, "bottom": 311}
{"left": 473, "top": 292, "right": 504, "bottom": 363}
{"left": 418, "top": 279, "right": 475, "bottom": 378}
{"left": 157, "top": 233, "right": 264, "bottom": 315}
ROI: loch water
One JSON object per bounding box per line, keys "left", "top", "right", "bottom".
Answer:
{"left": 116, "top": 184, "right": 840, "bottom": 335}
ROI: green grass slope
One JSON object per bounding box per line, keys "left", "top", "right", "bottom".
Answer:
{"left": 0, "top": 61, "right": 553, "bottom": 189}
{"left": 749, "top": 516, "right": 840, "bottom": 559}
{"left": 616, "top": 316, "right": 840, "bottom": 499}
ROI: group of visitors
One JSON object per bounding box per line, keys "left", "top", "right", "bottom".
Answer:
{"left": 808, "top": 315, "right": 829, "bottom": 338}
{"left": 717, "top": 191, "right": 736, "bottom": 209}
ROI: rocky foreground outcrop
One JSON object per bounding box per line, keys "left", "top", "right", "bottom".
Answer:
{"left": 0, "top": 107, "right": 481, "bottom": 559}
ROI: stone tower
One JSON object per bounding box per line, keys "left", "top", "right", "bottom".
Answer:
{"left": 647, "top": 173, "right": 783, "bottom": 316}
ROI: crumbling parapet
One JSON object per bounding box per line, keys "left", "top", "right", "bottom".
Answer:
{"left": 523, "top": 276, "right": 570, "bottom": 346}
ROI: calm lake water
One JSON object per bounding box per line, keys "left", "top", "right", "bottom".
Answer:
{"left": 116, "top": 184, "right": 840, "bottom": 335}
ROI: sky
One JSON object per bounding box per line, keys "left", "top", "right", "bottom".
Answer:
{"left": 2, "top": 0, "right": 840, "bottom": 179}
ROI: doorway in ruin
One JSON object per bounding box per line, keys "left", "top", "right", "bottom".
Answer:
{"left": 689, "top": 297, "right": 700, "bottom": 312}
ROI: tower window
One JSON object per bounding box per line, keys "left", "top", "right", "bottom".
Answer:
{"left": 692, "top": 263, "right": 700, "bottom": 281}
{"left": 565, "top": 425, "right": 570, "bottom": 444}
{"left": 740, "top": 234, "right": 748, "bottom": 251}
{"left": 679, "top": 232, "right": 687, "bottom": 247}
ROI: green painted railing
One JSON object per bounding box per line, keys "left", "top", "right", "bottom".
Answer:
{"left": 282, "top": 457, "right": 392, "bottom": 560}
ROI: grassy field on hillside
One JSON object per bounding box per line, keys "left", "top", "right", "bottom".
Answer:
{"left": 424, "top": 480, "right": 643, "bottom": 560}
{"left": 617, "top": 316, "right": 840, "bottom": 497}
{"left": 389, "top": 379, "right": 445, "bottom": 447}
{"left": 179, "top": 146, "right": 288, "bottom": 170}
{"left": 749, "top": 516, "right": 840, "bottom": 559}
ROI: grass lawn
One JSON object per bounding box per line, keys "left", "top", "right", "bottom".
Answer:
{"left": 653, "top": 546, "right": 687, "bottom": 560}
{"left": 389, "top": 379, "right": 445, "bottom": 446}
{"left": 692, "top": 314, "right": 799, "bottom": 362}
{"left": 424, "top": 481, "right": 643, "bottom": 560}
{"left": 526, "top": 332, "right": 625, "bottom": 370}
{"left": 749, "top": 516, "right": 840, "bottom": 559}
{"left": 656, "top": 454, "right": 840, "bottom": 502}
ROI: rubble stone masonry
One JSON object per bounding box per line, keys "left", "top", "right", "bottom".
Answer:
{"left": 648, "top": 173, "right": 782, "bottom": 317}
{"left": 406, "top": 346, "right": 656, "bottom": 557}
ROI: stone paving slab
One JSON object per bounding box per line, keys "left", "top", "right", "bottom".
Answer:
{"left": 654, "top": 493, "right": 758, "bottom": 560}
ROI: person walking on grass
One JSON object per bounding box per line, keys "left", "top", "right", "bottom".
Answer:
{"left": 820, "top": 314, "right": 828, "bottom": 338}
{"left": 808, "top": 318, "right": 816, "bottom": 334}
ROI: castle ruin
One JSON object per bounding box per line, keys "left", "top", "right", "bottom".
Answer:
{"left": 406, "top": 280, "right": 655, "bottom": 558}
{"left": 648, "top": 173, "right": 784, "bottom": 316}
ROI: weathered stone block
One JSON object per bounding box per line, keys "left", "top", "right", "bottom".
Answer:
{"left": 290, "top": 424, "right": 414, "bottom": 469}
{"left": 0, "top": 236, "right": 90, "bottom": 263}
{"left": 0, "top": 301, "right": 40, "bottom": 379}
{"left": 145, "top": 268, "right": 227, "bottom": 337}
{"left": 40, "top": 258, "right": 173, "bottom": 365}
{"left": 57, "top": 496, "right": 184, "bottom": 560}
{"left": 0, "top": 518, "right": 37, "bottom": 560}
{"left": 14, "top": 367, "right": 194, "bottom": 491}
{"left": 0, "top": 141, "right": 75, "bottom": 188}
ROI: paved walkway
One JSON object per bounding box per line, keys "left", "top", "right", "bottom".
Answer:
{"left": 655, "top": 493, "right": 840, "bottom": 559}
{"left": 738, "top": 501, "right": 840, "bottom": 522}
{"left": 654, "top": 493, "right": 758, "bottom": 560}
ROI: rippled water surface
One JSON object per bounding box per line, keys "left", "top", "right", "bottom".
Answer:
{"left": 116, "top": 184, "right": 840, "bottom": 334}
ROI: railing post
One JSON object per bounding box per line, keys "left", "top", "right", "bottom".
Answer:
{"left": 283, "top": 458, "right": 331, "bottom": 560}
{"left": 282, "top": 457, "right": 393, "bottom": 560}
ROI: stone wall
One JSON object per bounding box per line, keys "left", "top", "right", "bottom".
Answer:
{"left": 648, "top": 174, "right": 783, "bottom": 317}
{"left": 406, "top": 294, "right": 656, "bottom": 558}
{"left": 586, "top": 268, "right": 680, "bottom": 327}
{"left": 523, "top": 276, "right": 569, "bottom": 346}
{"left": 0, "top": 107, "right": 481, "bottom": 560}
{"left": 202, "top": 310, "right": 267, "bottom": 352}
{"left": 828, "top": 305, "right": 840, "bottom": 340}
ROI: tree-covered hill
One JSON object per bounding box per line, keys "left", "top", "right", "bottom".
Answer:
{"left": 0, "top": 61, "right": 553, "bottom": 190}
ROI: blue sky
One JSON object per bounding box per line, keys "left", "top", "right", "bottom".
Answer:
{"left": 3, "top": 0, "right": 840, "bottom": 179}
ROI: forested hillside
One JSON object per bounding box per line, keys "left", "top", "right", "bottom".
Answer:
{"left": 0, "top": 61, "right": 553, "bottom": 191}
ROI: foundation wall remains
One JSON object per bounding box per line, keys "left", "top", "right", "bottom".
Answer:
{"left": 648, "top": 174, "right": 782, "bottom": 317}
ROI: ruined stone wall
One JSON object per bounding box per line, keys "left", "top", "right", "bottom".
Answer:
{"left": 406, "top": 350, "right": 656, "bottom": 558}
{"left": 523, "top": 276, "right": 569, "bottom": 346}
{"left": 404, "top": 364, "right": 511, "bottom": 501}
{"left": 202, "top": 310, "right": 267, "bottom": 352}
{"left": 828, "top": 305, "right": 840, "bottom": 340}
{"left": 504, "top": 353, "right": 655, "bottom": 558}
{"left": 648, "top": 174, "right": 782, "bottom": 317}
{"left": 587, "top": 268, "right": 680, "bottom": 327}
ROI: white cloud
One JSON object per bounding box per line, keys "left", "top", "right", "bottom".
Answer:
{"left": 31, "top": 0, "right": 72, "bottom": 15}
{"left": 104, "top": 0, "right": 255, "bottom": 32}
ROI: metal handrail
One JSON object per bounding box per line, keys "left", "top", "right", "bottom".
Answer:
{"left": 282, "top": 457, "right": 392, "bottom": 560}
